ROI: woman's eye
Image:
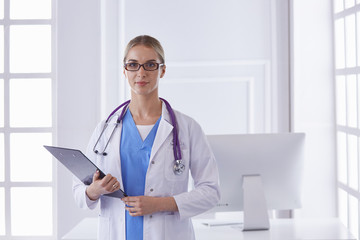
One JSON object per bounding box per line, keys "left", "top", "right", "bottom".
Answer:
{"left": 146, "top": 63, "right": 156, "bottom": 67}
{"left": 128, "top": 63, "right": 138, "bottom": 67}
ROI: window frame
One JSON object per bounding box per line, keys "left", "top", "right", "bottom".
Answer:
{"left": 333, "top": 1, "right": 360, "bottom": 239}
{"left": 0, "top": 0, "right": 57, "bottom": 239}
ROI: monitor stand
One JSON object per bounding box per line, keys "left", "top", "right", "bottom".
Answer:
{"left": 242, "top": 175, "right": 270, "bottom": 231}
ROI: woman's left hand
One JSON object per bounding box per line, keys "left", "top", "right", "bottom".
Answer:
{"left": 122, "top": 196, "right": 178, "bottom": 216}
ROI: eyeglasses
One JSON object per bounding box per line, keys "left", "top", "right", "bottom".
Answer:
{"left": 124, "top": 62, "right": 164, "bottom": 71}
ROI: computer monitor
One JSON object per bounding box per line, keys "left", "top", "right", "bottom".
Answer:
{"left": 206, "top": 133, "right": 305, "bottom": 213}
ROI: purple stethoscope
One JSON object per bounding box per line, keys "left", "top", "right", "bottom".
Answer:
{"left": 93, "top": 97, "right": 185, "bottom": 175}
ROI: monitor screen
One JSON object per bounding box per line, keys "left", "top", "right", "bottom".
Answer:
{"left": 206, "top": 133, "right": 305, "bottom": 212}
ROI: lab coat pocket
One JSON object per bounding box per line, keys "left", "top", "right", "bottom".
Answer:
{"left": 164, "top": 148, "right": 189, "bottom": 181}
{"left": 98, "top": 216, "right": 110, "bottom": 240}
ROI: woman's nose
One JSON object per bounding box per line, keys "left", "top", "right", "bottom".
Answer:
{"left": 137, "top": 66, "right": 146, "bottom": 76}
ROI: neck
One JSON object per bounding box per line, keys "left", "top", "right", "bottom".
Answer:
{"left": 129, "top": 94, "right": 162, "bottom": 125}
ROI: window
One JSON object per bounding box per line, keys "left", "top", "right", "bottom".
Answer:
{"left": 334, "top": 0, "right": 360, "bottom": 239}
{"left": 0, "top": 0, "right": 56, "bottom": 239}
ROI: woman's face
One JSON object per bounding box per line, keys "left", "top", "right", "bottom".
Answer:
{"left": 124, "top": 45, "right": 166, "bottom": 97}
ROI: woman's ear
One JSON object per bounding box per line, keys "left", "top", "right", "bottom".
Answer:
{"left": 123, "top": 68, "right": 127, "bottom": 79}
{"left": 160, "top": 65, "right": 166, "bottom": 78}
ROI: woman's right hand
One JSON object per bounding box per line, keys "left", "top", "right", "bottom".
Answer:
{"left": 85, "top": 170, "right": 121, "bottom": 201}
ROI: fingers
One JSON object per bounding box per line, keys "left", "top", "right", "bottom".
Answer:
{"left": 92, "top": 170, "right": 100, "bottom": 182}
{"left": 110, "top": 180, "right": 120, "bottom": 192}
{"left": 122, "top": 197, "right": 138, "bottom": 210}
{"left": 122, "top": 196, "right": 136, "bottom": 203}
{"left": 92, "top": 173, "right": 120, "bottom": 193}
{"left": 100, "top": 174, "right": 120, "bottom": 192}
{"left": 122, "top": 196, "right": 148, "bottom": 216}
{"left": 101, "top": 174, "right": 113, "bottom": 183}
{"left": 124, "top": 200, "right": 140, "bottom": 216}
{"left": 123, "top": 200, "right": 136, "bottom": 208}
{"left": 126, "top": 206, "right": 140, "bottom": 216}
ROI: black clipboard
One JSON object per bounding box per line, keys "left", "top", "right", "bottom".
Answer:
{"left": 44, "top": 145, "right": 126, "bottom": 199}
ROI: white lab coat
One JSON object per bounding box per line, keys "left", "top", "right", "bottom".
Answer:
{"left": 73, "top": 102, "right": 220, "bottom": 240}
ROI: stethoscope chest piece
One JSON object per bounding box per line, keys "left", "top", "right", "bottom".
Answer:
{"left": 173, "top": 159, "right": 185, "bottom": 175}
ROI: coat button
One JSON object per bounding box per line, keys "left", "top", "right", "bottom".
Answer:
{"left": 150, "top": 188, "right": 154, "bottom": 192}
{"left": 149, "top": 215, "right": 153, "bottom": 218}
{"left": 151, "top": 161, "right": 155, "bottom": 164}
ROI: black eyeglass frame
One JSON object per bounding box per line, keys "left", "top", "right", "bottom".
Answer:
{"left": 124, "top": 62, "right": 164, "bottom": 71}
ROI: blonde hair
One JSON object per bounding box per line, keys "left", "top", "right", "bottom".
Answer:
{"left": 123, "top": 35, "right": 165, "bottom": 64}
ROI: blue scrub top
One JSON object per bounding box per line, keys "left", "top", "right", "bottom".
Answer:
{"left": 120, "top": 109, "right": 161, "bottom": 240}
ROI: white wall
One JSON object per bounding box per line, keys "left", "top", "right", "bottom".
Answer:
{"left": 103, "top": 0, "right": 291, "bottom": 134}
{"left": 56, "top": 0, "right": 338, "bottom": 238}
{"left": 291, "top": 0, "right": 337, "bottom": 217}
{"left": 57, "top": 0, "right": 101, "bottom": 238}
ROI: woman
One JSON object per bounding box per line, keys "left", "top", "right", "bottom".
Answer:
{"left": 73, "top": 35, "right": 220, "bottom": 240}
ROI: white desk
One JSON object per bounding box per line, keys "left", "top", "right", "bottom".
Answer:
{"left": 193, "top": 218, "right": 356, "bottom": 240}
{"left": 62, "top": 217, "right": 356, "bottom": 240}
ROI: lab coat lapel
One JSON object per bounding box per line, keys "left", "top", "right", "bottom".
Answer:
{"left": 150, "top": 102, "right": 173, "bottom": 162}
{"left": 104, "top": 115, "right": 124, "bottom": 190}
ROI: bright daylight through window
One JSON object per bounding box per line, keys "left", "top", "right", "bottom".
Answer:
{"left": 0, "top": 0, "right": 55, "bottom": 239}
{"left": 333, "top": 0, "right": 360, "bottom": 239}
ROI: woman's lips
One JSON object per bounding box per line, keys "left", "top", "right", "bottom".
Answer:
{"left": 136, "top": 81, "right": 148, "bottom": 86}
